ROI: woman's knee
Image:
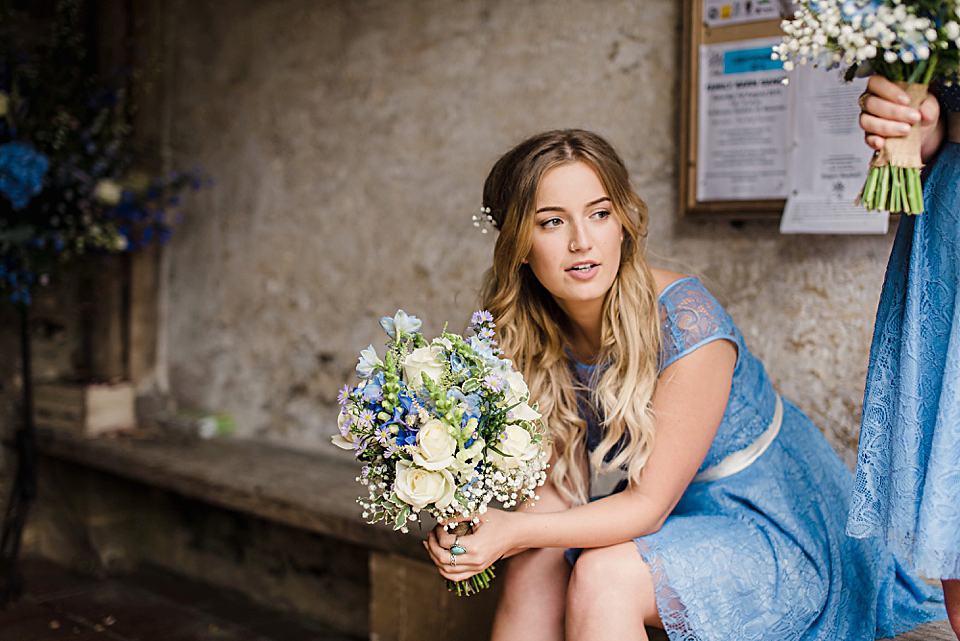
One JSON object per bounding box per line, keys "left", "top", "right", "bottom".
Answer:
{"left": 498, "top": 547, "right": 570, "bottom": 603}
{"left": 566, "top": 542, "right": 658, "bottom": 622}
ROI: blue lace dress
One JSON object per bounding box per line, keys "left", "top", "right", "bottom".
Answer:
{"left": 569, "top": 277, "right": 944, "bottom": 641}
{"left": 847, "top": 83, "right": 960, "bottom": 580}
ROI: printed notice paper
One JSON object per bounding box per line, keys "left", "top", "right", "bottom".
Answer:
{"left": 780, "top": 64, "right": 888, "bottom": 234}
{"left": 702, "top": 0, "right": 783, "bottom": 27}
{"left": 697, "top": 37, "right": 790, "bottom": 201}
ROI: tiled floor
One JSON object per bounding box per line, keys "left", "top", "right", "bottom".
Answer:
{"left": 0, "top": 558, "right": 364, "bottom": 641}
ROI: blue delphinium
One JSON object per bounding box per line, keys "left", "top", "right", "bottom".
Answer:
{"left": 0, "top": 142, "right": 49, "bottom": 210}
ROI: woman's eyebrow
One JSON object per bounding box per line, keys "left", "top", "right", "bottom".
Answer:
{"left": 535, "top": 196, "right": 611, "bottom": 215}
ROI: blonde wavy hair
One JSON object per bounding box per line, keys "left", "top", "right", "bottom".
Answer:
{"left": 479, "top": 130, "right": 662, "bottom": 506}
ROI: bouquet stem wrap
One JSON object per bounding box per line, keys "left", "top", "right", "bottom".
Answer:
{"left": 856, "top": 81, "right": 928, "bottom": 215}
{"left": 446, "top": 521, "right": 496, "bottom": 597}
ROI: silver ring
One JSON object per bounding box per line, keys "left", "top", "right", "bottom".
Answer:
{"left": 450, "top": 553, "right": 457, "bottom": 566}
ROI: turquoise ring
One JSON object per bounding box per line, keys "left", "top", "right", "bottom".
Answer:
{"left": 450, "top": 537, "right": 466, "bottom": 556}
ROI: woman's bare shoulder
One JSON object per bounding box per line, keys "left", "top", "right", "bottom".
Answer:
{"left": 651, "top": 268, "right": 689, "bottom": 297}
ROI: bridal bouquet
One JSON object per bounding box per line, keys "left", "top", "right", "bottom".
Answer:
{"left": 333, "top": 310, "right": 548, "bottom": 595}
{"left": 775, "top": 0, "right": 960, "bottom": 214}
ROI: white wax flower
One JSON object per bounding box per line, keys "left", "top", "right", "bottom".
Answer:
{"left": 403, "top": 345, "right": 446, "bottom": 389}
{"left": 394, "top": 460, "right": 455, "bottom": 509}
{"left": 412, "top": 418, "right": 457, "bottom": 470}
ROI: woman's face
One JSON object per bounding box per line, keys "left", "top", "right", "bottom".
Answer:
{"left": 525, "top": 161, "right": 623, "bottom": 318}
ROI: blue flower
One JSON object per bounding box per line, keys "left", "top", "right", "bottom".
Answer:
{"left": 361, "top": 372, "right": 385, "bottom": 401}
{"left": 356, "top": 344, "right": 383, "bottom": 378}
{"left": 380, "top": 310, "right": 422, "bottom": 339}
{"left": 0, "top": 142, "right": 49, "bottom": 210}
{"left": 448, "top": 388, "right": 482, "bottom": 417}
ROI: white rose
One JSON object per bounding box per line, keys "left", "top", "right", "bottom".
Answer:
{"left": 502, "top": 370, "right": 540, "bottom": 420}
{"left": 93, "top": 179, "right": 123, "bottom": 206}
{"left": 491, "top": 424, "right": 539, "bottom": 469}
{"left": 394, "top": 460, "right": 455, "bottom": 510}
{"left": 412, "top": 418, "right": 456, "bottom": 470}
{"left": 511, "top": 401, "right": 541, "bottom": 421}
{"left": 331, "top": 432, "right": 355, "bottom": 450}
{"left": 503, "top": 370, "right": 530, "bottom": 407}
{"left": 403, "top": 346, "right": 446, "bottom": 389}
{"left": 331, "top": 407, "right": 356, "bottom": 450}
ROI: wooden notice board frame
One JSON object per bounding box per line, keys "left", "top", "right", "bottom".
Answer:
{"left": 679, "top": 0, "right": 788, "bottom": 218}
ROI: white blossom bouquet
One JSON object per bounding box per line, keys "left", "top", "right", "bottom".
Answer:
{"left": 333, "top": 310, "right": 548, "bottom": 595}
{"left": 775, "top": 0, "right": 960, "bottom": 213}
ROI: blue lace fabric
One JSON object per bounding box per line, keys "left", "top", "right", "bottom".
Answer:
{"left": 847, "top": 81, "right": 960, "bottom": 580}
{"left": 570, "top": 278, "right": 945, "bottom": 641}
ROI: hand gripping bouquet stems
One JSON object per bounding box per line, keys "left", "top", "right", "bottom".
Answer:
{"left": 775, "top": 0, "right": 960, "bottom": 214}
{"left": 333, "top": 310, "right": 549, "bottom": 596}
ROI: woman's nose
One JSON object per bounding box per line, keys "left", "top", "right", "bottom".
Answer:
{"left": 569, "top": 224, "right": 591, "bottom": 251}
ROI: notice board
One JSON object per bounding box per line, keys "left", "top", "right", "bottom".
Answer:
{"left": 680, "top": 0, "right": 791, "bottom": 217}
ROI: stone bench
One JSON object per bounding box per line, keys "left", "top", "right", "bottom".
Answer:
{"left": 26, "top": 429, "right": 951, "bottom": 641}
{"left": 27, "top": 429, "right": 500, "bottom": 641}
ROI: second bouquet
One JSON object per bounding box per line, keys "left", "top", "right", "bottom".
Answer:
{"left": 776, "top": 0, "right": 960, "bottom": 215}
{"left": 333, "top": 310, "right": 548, "bottom": 596}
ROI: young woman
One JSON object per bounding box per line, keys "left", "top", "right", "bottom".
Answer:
{"left": 424, "top": 129, "right": 946, "bottom": 640}
{"left": 851, "top": 77, "right": 960, "bottom": 638}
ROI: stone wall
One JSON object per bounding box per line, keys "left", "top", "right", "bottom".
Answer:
{"left": 3, "top": 0, "right": 893, "bottom": 469}
{"left": 148, "top": 0, "right": 891, "bottom": 467}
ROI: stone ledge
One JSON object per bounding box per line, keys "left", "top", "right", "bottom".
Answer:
{"left": 32, "top": 429, "right": 428, "bottom": 561}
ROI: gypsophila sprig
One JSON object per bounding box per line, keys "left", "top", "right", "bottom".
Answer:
{"left": 333, "top": 310, "right": 548, "bottom": 596}
{"left": 775, "top": 0, "right": 960, "bottom": 214}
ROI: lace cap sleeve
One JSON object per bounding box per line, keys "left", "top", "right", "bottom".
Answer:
{"left": 658, "top": 277, "right": 739, "bottom": 370}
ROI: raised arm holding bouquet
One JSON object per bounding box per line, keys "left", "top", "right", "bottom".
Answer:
{"left": 775, "top": 0, "right": 960, "bottom": 214}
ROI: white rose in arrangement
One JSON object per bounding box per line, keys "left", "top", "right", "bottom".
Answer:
{"left": 413, "top": 418, "right": 457, "bottom": 470}
{"left": 403, "top": 345, "right": 446, "bottom": 389}
{"left": 503, "top": 370, "right": 530, "bottom": 406}
{"left": 491, "top": 424, "right": 539, "bottom": 469}
{"left": 394, "top": 460, "right": 455, "bottom": 510}
{"left": 93, "top": 179, "right": 123, "bottom": 206}
{"left": 331, "top": 407, "right": 356, "bottom": 450}
{"left": 502, "top": 370, "right": 541, "bottom": 420}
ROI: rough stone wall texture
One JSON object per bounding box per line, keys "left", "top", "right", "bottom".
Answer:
{"left": 150, "top": 0, "right": 892, "bottom": 467}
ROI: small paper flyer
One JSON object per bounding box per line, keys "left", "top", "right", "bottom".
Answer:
{"left": 702, "top": 0, "right": 786, "bottom": 27}
{"left": 697, "top": 37, "right": 791, "bottom": 201}
{"left": 780, "top": 64, "right": 889, "bottom": 234}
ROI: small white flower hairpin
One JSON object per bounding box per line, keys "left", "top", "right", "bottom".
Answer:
{"left": 472, "top": 206, "right": 496, "bottom": 234}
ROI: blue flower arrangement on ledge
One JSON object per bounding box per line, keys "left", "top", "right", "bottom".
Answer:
{"left": 0, "top": 0, "right": 207, "bottom": 306}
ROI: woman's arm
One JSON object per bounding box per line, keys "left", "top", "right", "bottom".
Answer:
{"left": 426, "top": 338, "right": 737, "bottom": 581}
{"left": 860, "top": 75, "right": 945, "bottom": 163}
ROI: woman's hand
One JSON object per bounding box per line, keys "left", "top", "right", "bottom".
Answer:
{"left": 425, "top": 508, "right": 518, "bottom": 581}
{"left": 859, "top": 75, "right": 944, "bottom": 162}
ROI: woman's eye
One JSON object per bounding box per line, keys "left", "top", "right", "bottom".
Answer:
{"left": 592, "top": 209, "right": 611, "bottom": 220}
{"left": 539, "top": 217, "right": 562, "bottom": 228}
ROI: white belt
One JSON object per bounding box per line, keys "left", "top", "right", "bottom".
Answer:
{"left": 693, "top": 395, "right": 782, "bottom": 483}
{"left": 949, "top": 112, "right": 960, "bottom": 144}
